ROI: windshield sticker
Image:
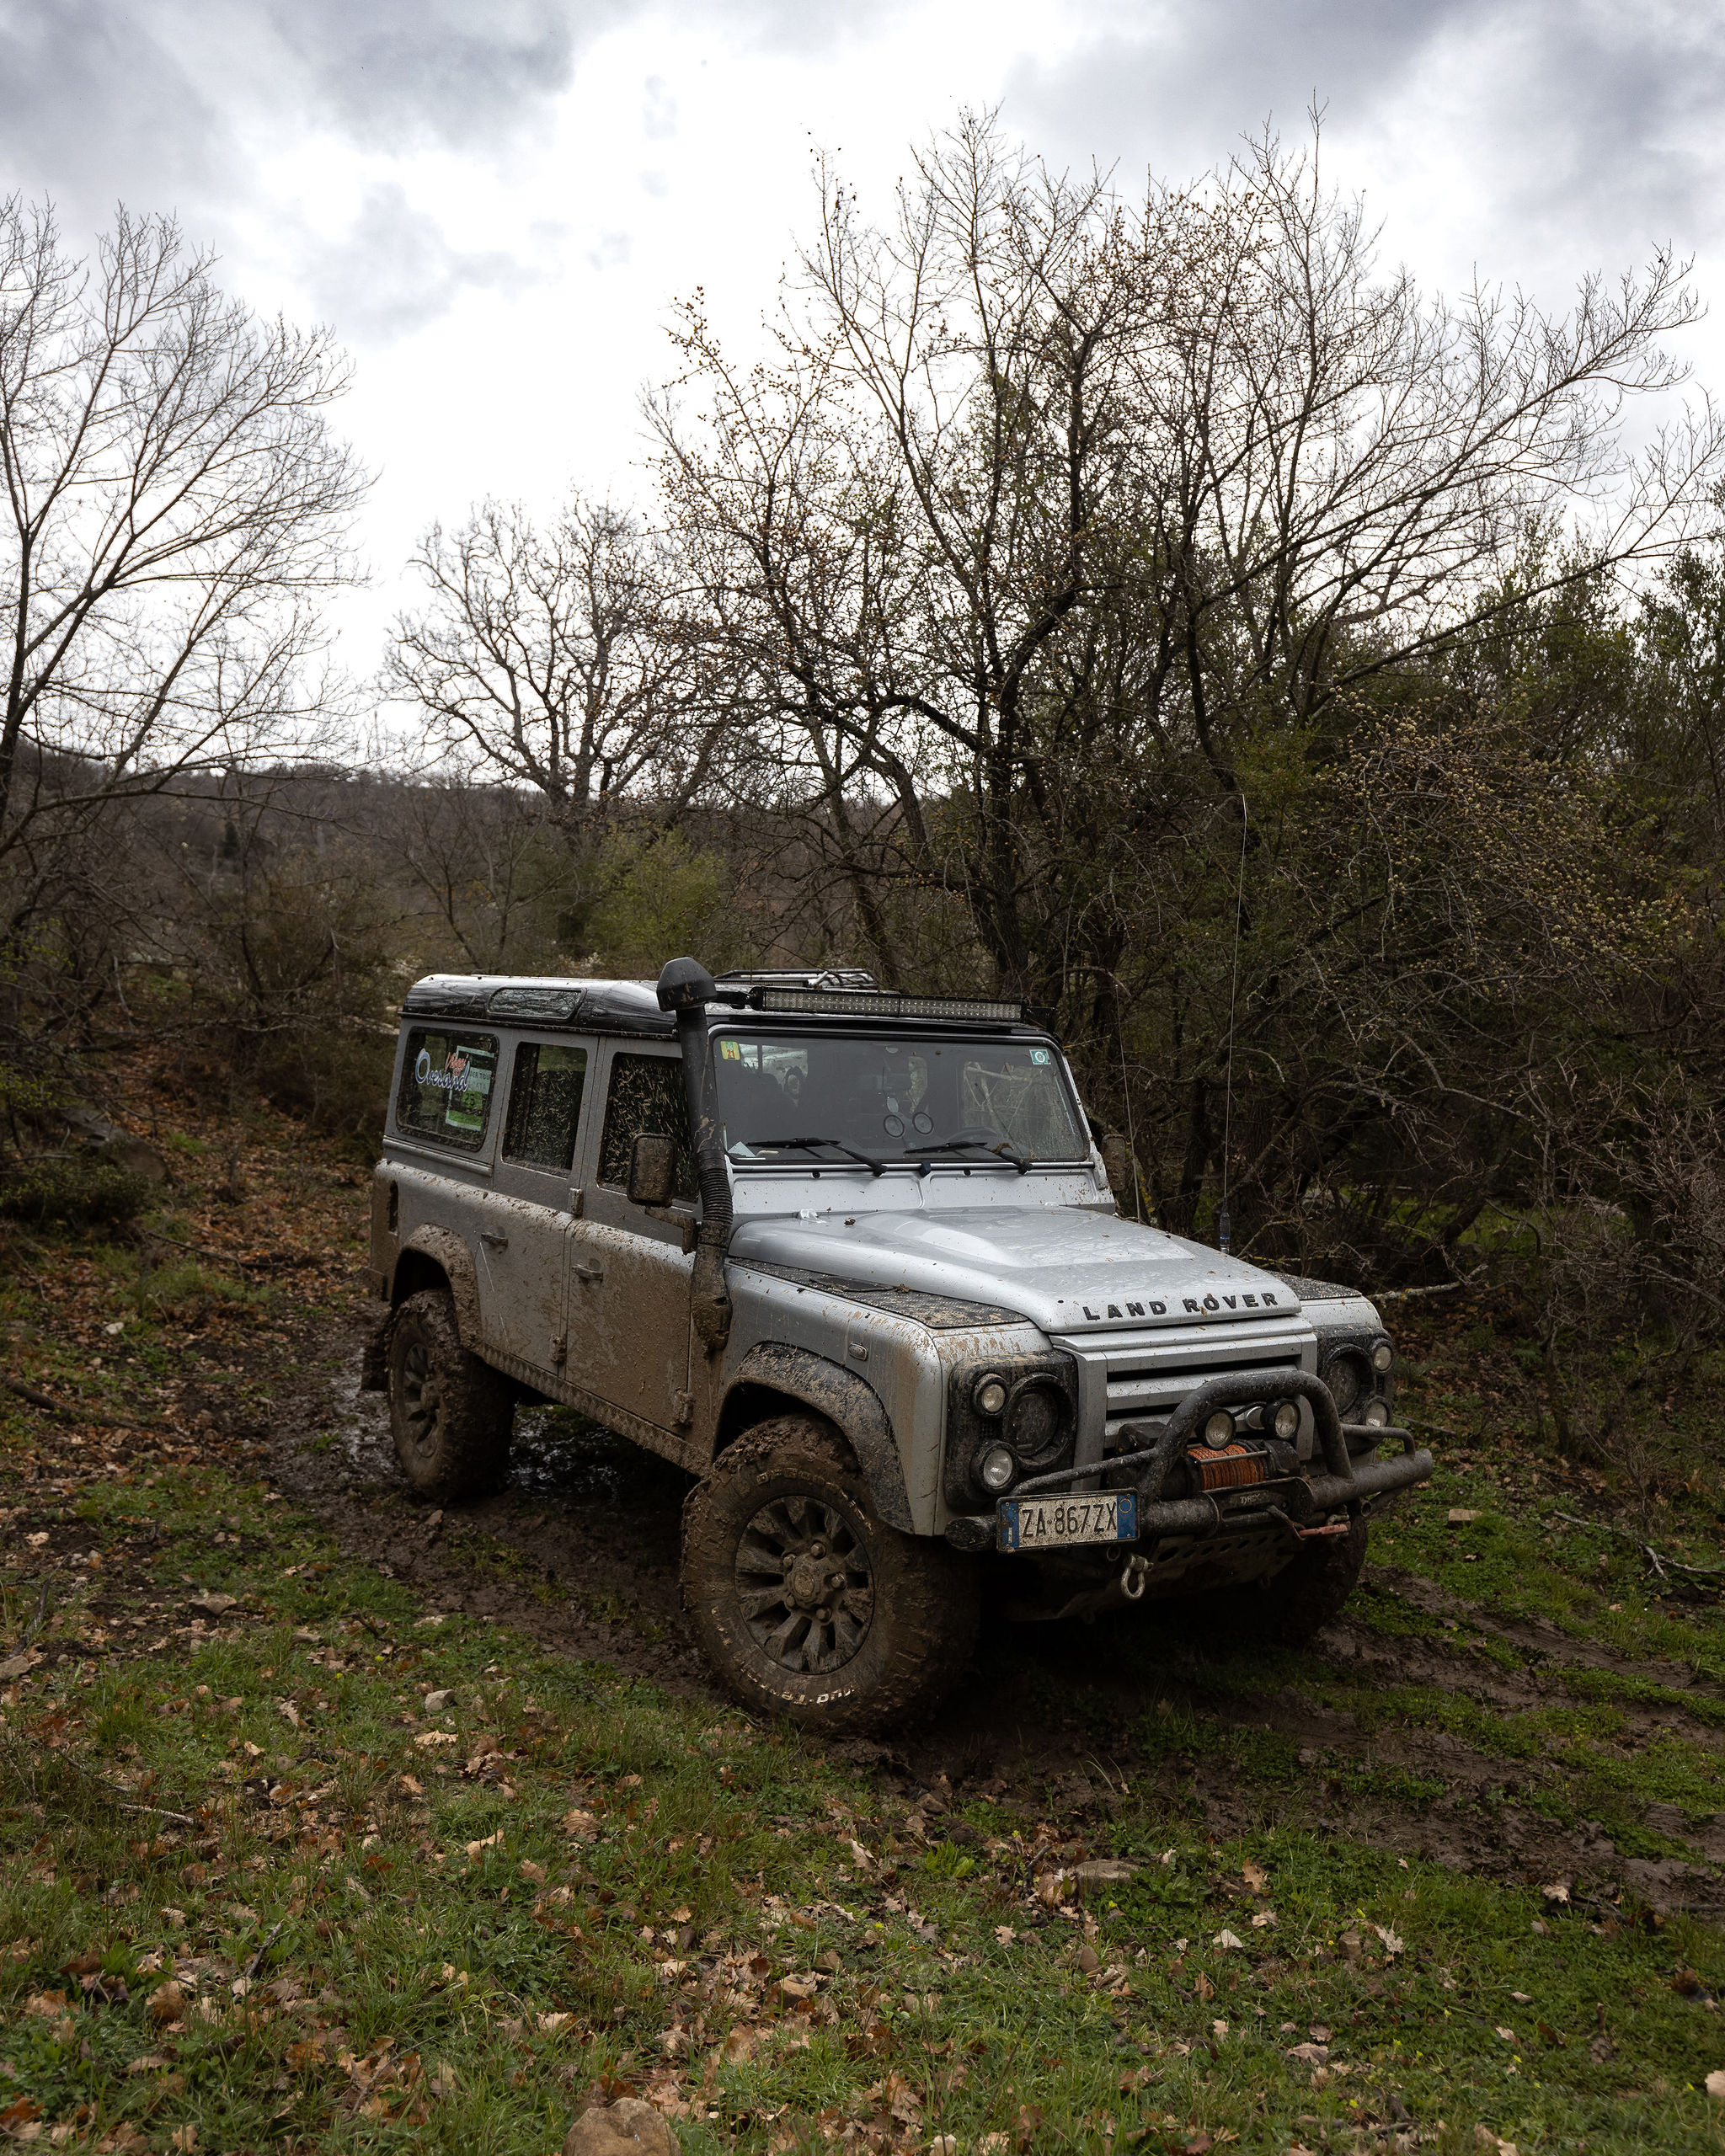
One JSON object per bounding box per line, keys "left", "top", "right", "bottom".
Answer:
{"left": 1030, "top": 1048, "right": 1050, "bottom": 1065}
{"left": 721, "top": 1039, "right": 741, "bottom": 1059}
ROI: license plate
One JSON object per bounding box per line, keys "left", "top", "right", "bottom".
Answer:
{"left": 997, "top": 1491, "right": 1137, "bottom": 1551}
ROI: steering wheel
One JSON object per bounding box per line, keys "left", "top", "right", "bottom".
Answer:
{"left": 946, "top": 1125, "right": 1004, "bottom": 1145}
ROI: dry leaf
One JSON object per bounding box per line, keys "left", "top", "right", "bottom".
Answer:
{"left": 1242, "top": 1858, "right": 1267, "bottom": 1892}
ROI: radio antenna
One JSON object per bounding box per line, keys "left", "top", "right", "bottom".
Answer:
{"left": 1218, "top": 792, "right": 1248, "bottom": 1256}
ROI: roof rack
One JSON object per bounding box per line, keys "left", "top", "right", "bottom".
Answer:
{"left": 713, "top": 967, "right": 879, "bottom": 990}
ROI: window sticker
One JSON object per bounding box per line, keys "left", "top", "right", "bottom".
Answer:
{"left": 397, "top": 1031, "right": 499, "bottom": 1150}
{"left": 1030, "top": 1048, "right": 1051, "bottom": 1065}
{"left": 720, "top": 1039, "right": 742, "bottom": 1059}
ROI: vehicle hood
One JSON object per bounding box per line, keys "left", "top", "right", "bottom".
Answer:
{"left": 728, "top": 1205, "right": 1300, "bottom": 1334}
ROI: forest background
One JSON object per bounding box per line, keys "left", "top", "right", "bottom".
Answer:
{"left": 8, "top": 115, "right": 1725, "bottom": 1477}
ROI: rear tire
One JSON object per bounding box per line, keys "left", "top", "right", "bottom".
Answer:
{"left": 387, "top": 1288, "right": 514, "bottom": 1502}
{"left": 681, "top": 1414, "right": 978, "bottom": 1734}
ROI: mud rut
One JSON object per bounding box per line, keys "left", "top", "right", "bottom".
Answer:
{"left": 270, "top": 1313, "right": 1725, "bottom": 1919}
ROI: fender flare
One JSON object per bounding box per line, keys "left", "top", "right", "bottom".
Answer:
{"left": 393, "top": 1225, "right": 483, "bottom": 1348}
{"left": 720, "top": 1342, "right": 914, "bottom": 1532}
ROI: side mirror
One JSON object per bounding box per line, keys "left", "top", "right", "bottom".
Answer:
{"left": 1099, "top": 1133, "right": 1133, "bottom": 1195}
{"left": 628, "top": 1132, "right": 678, "bottom": 1209}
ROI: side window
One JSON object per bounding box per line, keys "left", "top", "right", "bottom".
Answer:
{"left": 503, "top": 1042, "right": 588, "bottom": 1173}
{"left": 396, "top": 1029, "right": 499, "bottom": 1150}
{"left": 599, "top": 1054, "right": 698, "bottom": 1204}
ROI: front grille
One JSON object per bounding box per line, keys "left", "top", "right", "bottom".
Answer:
{"left": 1050, "top": 1315, "right": 1316, "bottom": 1457}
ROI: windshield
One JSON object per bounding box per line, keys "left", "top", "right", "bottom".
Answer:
{"left": 714, "top": 1031, "right": 1088, "bottom": 1166}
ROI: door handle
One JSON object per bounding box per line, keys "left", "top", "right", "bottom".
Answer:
{"left": 573, "top": 1262, "right": 605, "bottom": 1283}
{"left": 479, "top": 1230, "right": 509, "bottom": 1250}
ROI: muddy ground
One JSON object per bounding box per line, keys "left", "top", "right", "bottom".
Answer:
{"left": 264, "top": 1309, "right": 1725, "bottom": 1924}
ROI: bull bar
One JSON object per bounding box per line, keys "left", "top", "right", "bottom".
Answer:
{"left": 945, "top": 1369, "right": 1434, "bottom": 1551}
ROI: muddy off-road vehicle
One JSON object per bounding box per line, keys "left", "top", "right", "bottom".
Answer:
{"left": 364, "top": 959, "right": 1434, "bottom": 1732}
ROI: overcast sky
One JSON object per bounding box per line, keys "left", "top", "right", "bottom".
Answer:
{"left": 5, "top": 0, "right": 1724, "bottom": 694}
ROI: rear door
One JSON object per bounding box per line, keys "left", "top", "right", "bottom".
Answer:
{"left": 478, "top": 1036, "right": 592, "bottom": 1376}
{"left": 563, "top": 1043, "right": 699, "bottom": 1439}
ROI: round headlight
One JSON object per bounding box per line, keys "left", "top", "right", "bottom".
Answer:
{"left": 1272, "top": 1400, "right": 1300, "bottom": 1443}
{"left": 1372, "top": 1340, "right": 1394, "bottom": 1374}
{"left": 1006, "top": 1380, "right": 1066, "bottom": 1465}
{"left": 979, "top": 1444, "right": 1016, "bottom": 1492}
{"left": 1202, "top": 1410, "right": 1236, "bottom": 1449}
{"left": 1326, "top": 1354, "right": 1364, "bottom": 1417}
{"left": 1364, "top": 1399, "right": 1389, "bottom": 1428}
{"left": 975, "top": 1373, "right": 1008, "bottom": 1417}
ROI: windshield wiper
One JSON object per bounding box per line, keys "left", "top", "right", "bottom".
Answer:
{"left": 737, "top": 1134, "right": 885, "bottom": 1177}
{"left": 913, "top": 1136, "right": 1033, "bottom": 1173}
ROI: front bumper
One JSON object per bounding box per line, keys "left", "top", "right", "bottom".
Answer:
{"left": 945, "top": 1368, "right": 1433, "bottom": 1553}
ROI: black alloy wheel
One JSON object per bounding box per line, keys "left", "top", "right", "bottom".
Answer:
{"left": 734, "top": 1491, "right": 874, "bottom": 1675}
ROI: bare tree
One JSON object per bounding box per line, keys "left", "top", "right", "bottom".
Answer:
{"left": 0, "top": 197, "right": 366, "bottom": 848}
{"left": 384, "top": 494, "right": 728, "bottom": 828}
{"left": 651, "top": 109, "right": 1725, "bottom": 1244}
{"left": 0, "top": 195, "right": 365, "bottom": 1097}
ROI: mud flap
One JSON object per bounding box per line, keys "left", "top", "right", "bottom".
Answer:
{"left": 360, "top": 1315, "right": 390, "bottom": 1393}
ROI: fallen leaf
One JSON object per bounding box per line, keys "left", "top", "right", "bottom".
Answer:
{"left": 1448, "top": 1508, "right": 1482, "bottom": 1524}
{"left": 1706, "top": 2068, "right": 1725, "bottom": 2099}
{"left": 1250, "top": 1909, "right": 1276, "bottom": 1929}
{"left": 1495, "top": 2025, "right": 1516, "bottom": 2042}
{"left": 1212, "top": 1929, "right": 1244, "bottom": 1951}
{"left": 1541, "top": 1881, "right": 1570, "bottom": 1904}
{"left": 518, "top": 1860, "right": 546, "bottom": 1885}
{"left": 1373, "top": 1924, "right": 1404, "bottom": 1956}
{"left": 192, "top": 1592, "right": 237, "bottom": 1614}
{"left": 1242, "top": 1858, "right": 1267, "bottom": 1892}
{"left": 414, "top": 1731, "right": 458, "bottom": 1749}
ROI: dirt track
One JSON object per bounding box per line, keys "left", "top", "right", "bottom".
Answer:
{"left": 271, "top": 1310, "right": 1725, "bottom": 1919}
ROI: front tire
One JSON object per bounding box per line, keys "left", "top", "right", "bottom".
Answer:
{"left": 387, "top": 1289, "right": 514, "bottom": 1502}
{"left": 681, "top": 1415, "right": 978, "bottom": 1734}
{"left": 1252, "top": 1516, "right": 1370, "bottom": 1644}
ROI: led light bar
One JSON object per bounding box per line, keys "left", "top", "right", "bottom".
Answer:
{"left": 750, "top": 987, "right": 1024, "bottom": 1022}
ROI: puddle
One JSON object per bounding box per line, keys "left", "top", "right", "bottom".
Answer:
{"left": 508, "top": 1406, "right": 692, "bottom": 1506}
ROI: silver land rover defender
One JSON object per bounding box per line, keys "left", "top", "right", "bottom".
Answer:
{"left": 365, "top": 958, "right": 1434, "bottom": 1732}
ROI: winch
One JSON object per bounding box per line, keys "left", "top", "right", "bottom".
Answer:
{"left": 1162, "top": 1434, "right": 1301, "bottom": 1499}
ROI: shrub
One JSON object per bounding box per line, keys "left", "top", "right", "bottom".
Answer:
{"left": 0, "top": 1158, "right": 153, "bottom": 1230}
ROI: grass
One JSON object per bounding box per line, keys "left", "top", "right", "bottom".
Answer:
{"left": 5, "top": 1065, "right": 1725, "bottom": 2150}
{"left": 5, "top": 1477, "right": 1725, "bottom": 2154}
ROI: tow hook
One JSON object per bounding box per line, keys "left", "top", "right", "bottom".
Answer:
{"left": 1264, "top": 1505, "right": 1351, "bottom": 1545}
{"left": 1119, "top": 1555, "right": 1150, "bottom": 1600}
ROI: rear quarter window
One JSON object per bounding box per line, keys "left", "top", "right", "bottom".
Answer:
{"left": 396, "top": 1030, "right": 499, "bottom": 1150}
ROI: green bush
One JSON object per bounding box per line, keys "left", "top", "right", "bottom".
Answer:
{"left": 0, "top": 1158, "right": 153, "bottom": 1231}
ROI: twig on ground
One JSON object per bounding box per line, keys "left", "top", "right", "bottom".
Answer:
{"left": 2, "top": 1374, "right": 167, "bottom": 1433}
{"left": 1550, "top": 1513, "right": 1725, "bottom": 1585}
{"left": 245, "top": 1920, "right": 286, "bottom": 1983}
{"left": 136, "top": 1226, "right": 254, "bottom": 1274}
{"left": 115, "top": 1800, "right": 196, "bottom": 1828}
{"left": 1373, "top": 1267, "right": 1487, "bottom": 1304}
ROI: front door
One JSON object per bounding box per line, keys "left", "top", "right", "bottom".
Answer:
{"left": 564, "top": 1043, "right": 699, "bottom": 1439}
{"left": 478, "top": 1037, "right": 591, "bottom": 1374}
